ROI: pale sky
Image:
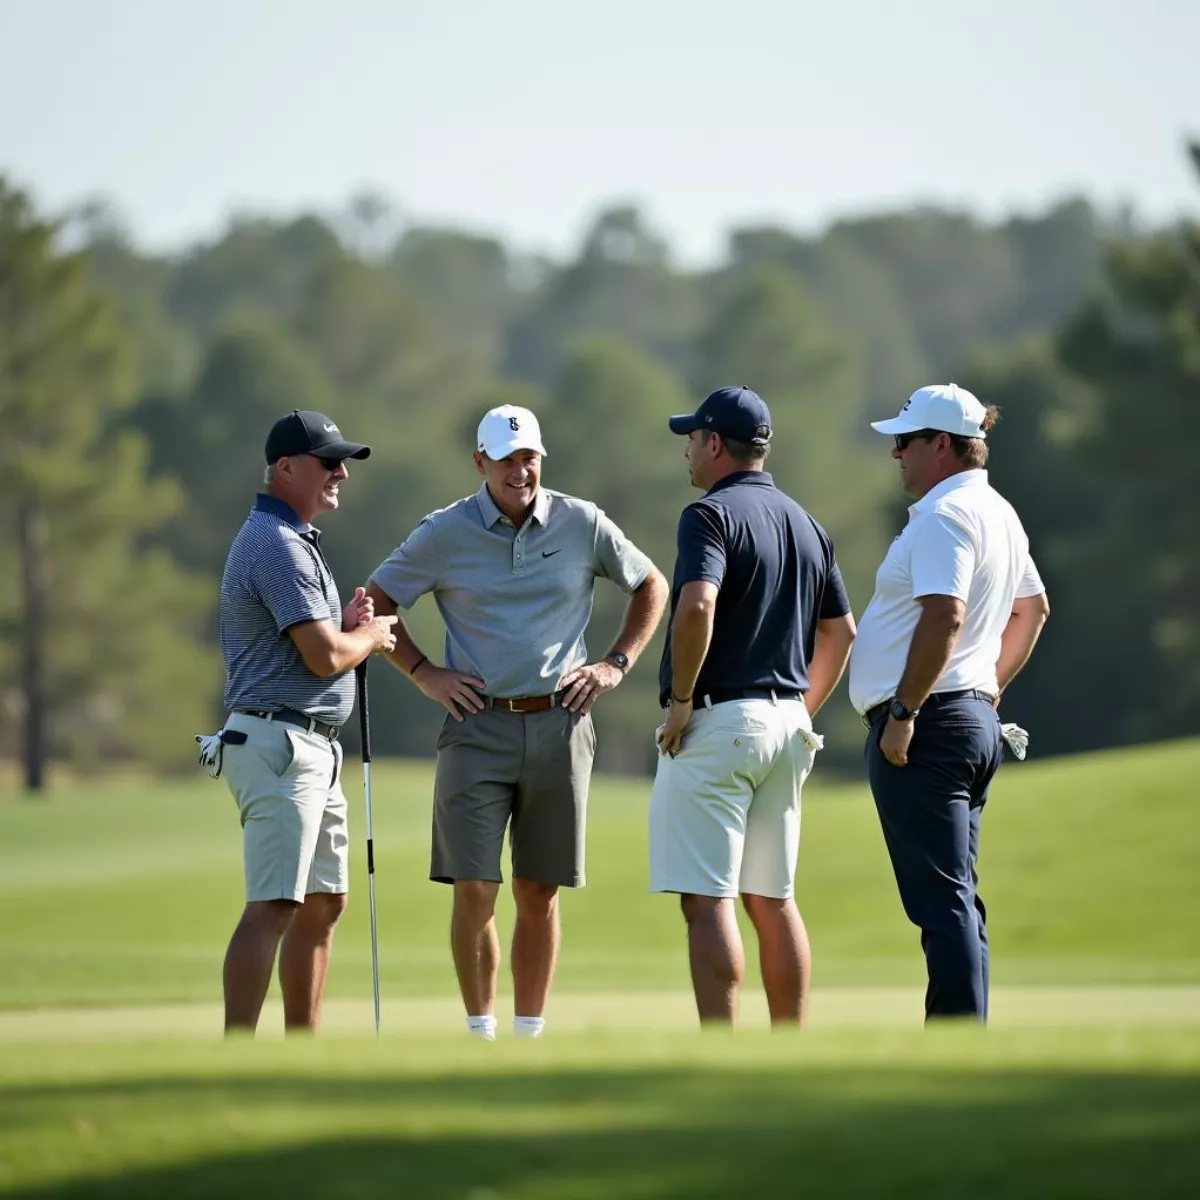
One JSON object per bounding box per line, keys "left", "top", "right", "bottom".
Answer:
{"left": 1, "top": 0, "right": 1196, "bottom": 264}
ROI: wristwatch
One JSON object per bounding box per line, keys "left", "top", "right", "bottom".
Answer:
{"left": 889, "top": 697, "right": 919, "bottom": 722}
{"left": 606, "top": 652, "right": 630, "bottom": 674}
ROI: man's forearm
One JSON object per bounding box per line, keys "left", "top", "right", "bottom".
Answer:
{"left": 996, "top": 609, "right": 1047, "bottom": 693}
{"left": 670, "top": 603, "right": 715, "bottom": 700}
{"left": 363, "top": 583, "right": 427, "bottom": 679}
{"left": 806, "top": 623, "right": 855, "bottom": 717}
{"left": 895, "top": 601, "right": 964, "bottom": 710}
{"left": 608, "top": 570, "right": 669, "bottom": 670}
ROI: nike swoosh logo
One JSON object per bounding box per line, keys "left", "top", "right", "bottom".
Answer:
{"left": 542, "top": 549, "right": 562, "bottom": 558}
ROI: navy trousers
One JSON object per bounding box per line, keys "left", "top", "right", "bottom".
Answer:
{"left": 865, "top": 693, "right": 1004, "bottom": 1021}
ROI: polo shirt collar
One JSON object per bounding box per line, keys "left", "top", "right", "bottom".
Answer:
{"left": 705, "top": 470, "right": 775, "bottom": 497}
{"left": 475, "top": 483, "right": 550, "bottom": 528}
{"left": 909, "top": 469, "right": 988, "bottom": 516}
{"left": 253, "top": 493, "right": 314, "bottom": 534}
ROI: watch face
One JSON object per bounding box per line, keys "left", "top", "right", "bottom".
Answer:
{"left": 889, "top": 698, "right": 911, "bottom": 720}
{"left": 610, "top": 653, "right": 629, "bottom": 669}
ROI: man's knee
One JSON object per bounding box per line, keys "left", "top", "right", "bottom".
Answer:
{"left": 454, "top": 879, "right": 500, "bottom": 920}
{"left": 741, "top": 893, "right": 791, "bottom": 923}
{"left": 681, "top": 893, "right": 726, "bottom": 926}
{"left": 512, "top": 878, "right": 558, "bottom": 915}
{"left": 241, "top": 899, "right": 300, "bottom": 937}
{"left": 302, "top": 891, "right": 347, "bottom": 930}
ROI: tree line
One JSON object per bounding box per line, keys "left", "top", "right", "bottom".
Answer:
{"left": 2, "top": 146, "right": 1197, "bottom": 791}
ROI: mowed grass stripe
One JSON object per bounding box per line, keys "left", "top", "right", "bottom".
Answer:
{"left": 0, "top": 1029, "right": 1197, "bottom": 1199}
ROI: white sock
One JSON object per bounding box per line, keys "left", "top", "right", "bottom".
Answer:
{"left": 513, "top": 1015, "right": 545, "bottom": 1039}
{"left": 466, "top": 1014, "right": 496, "bottom": 1041}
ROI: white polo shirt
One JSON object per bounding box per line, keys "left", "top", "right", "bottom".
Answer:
{"left": 847, "top": 470, "right": 1045, "bottom": 714}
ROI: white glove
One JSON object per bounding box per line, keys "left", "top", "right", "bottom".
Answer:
{"left": 1000, "top": 723, "right": 1030, "bottom": 761}
{"left": 195, "top": 732, "right": 224, "bottom": 777}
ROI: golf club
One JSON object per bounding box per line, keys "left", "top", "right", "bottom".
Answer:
{"left": 356, "top": 661, "right": 382, "bottom": 1035}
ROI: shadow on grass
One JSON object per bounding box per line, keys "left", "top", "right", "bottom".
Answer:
{"left": 3, "top": 1063, "right": 1198, "bottom": 1199}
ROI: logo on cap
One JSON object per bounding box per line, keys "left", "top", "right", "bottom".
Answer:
{"left": 323, "top": 423, "right": 338, "bottom": 432}
{"left": 509, "top": 416, "right": 520, "bottom": 432}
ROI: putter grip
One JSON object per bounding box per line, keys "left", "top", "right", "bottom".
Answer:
{"left": 356, "top": 662, "right": 372, "bottom": 763}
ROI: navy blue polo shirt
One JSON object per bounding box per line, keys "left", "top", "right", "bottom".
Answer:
{"left": 658, "top": 471, "right": 851, "bottom": 706}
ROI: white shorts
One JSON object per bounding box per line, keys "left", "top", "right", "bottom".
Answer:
{"left": 648, "top": 698, "right": 822, "bottom": 899}
{"left": 221, "top": 711, "right": 350, "bottom": 903}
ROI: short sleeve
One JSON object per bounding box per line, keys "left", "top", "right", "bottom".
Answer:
{"left": 593, "top": 510, "right": 654, "bottom": 593}
{"left": 1017, "top": 552, "right": 1046, "bottom": 599}
{"left": 251, "top": 539, "right": 334, "bottom": 633}
{"left": 820, "top": 560, "right": 852, "bottom": 619}
{"left": 370, "top": 518, "right": 441, "bottom": 609}
{"left": 676, "top": 503, "right": 727, "bottom": 588}
{"left": 908, "top": 512, "right": 975, "bottom": 602}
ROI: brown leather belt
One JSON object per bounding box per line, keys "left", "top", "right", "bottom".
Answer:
{"left": 485, "top": 691, "right": 564, "bottom": 713}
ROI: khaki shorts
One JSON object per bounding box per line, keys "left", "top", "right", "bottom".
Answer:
{"left": 431, "top": 704, "right": 595, "bottom": 887}
{"left": 648, "top": 698, "right": 822, "bottom": 899}
{"left": 221, "top": 711, "right": 349, "bottom": 903}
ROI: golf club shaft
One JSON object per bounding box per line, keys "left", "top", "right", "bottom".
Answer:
{"left": 356, "top": 662, "right": 381, "bottom": 1035}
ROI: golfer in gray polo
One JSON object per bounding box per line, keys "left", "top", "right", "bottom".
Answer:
{"left": 366, "top": 405, "right": 669, "bottom": 1040}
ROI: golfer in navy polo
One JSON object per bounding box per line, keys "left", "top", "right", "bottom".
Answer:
{"left": 650, "top": 386, "right": 856, "bottom": 1027}
{"left": 849, "top": 384, "right": 1050, "bottom": 1021}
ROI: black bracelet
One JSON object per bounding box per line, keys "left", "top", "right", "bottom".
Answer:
{"left": 671, "top": 692, "right": 693, "bottom": 705}
{"left": 409, "top": 654, "right": 429, "bottom": 678}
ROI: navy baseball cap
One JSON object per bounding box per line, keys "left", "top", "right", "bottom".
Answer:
{"left": 668, "top": 386, "right": 773, "bottom": 445}
{"left": 265, "top": 410, "right": 371, "bottom": 464}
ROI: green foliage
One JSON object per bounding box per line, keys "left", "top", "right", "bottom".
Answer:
{"left": 0, "top": 178, "right": 219, "bottom": 783}
{"left": 8, "top": 148, "right": 1188, "bottom": 771}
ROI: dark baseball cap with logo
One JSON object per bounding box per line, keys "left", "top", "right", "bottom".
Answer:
{"left": 264, "top": 410, "right": 371, "bottom": 464}
{"left": 668, "top": 386, "right": 773, "bottom": 445}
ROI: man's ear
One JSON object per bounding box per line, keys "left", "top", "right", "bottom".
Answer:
{"left": 473, "top": 450, "right": 487, "bottom": 477}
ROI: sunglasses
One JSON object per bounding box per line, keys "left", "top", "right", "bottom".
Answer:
{"left": 893, "top": 429, "right": 942, "bottom": 452}
{"left": 310, "top": 455, "right": 345, "bottom": 471}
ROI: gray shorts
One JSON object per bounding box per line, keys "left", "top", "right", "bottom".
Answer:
{"left": 431, "top": 704, "right": 596, "bottom": 887}
{"left": 221, "top": 711, "right": 349, "bottom": 903}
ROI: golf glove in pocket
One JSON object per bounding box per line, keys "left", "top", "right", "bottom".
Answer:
{"left": 1000, "top": 722, "right": 1030, "bottom": 761}
{"left": 194, "top": 728, "right": 247, "bottom": 778}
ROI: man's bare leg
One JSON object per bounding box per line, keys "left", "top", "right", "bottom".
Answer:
{"left": 511, "top": 878, "right": 560, "bottom": 1020}
{"left": 743, "top": 893, "right": 811, "bottom": 1026}
{"left": 451, "top": 879, "right": 502, "bottom": 1018}
{"left": 278, "top": 891, "right": 348, "bottom": 1032}
{"left": 223, "top": 899, "right": 298, "bottom": 1033}
{"left": 681, "top": 894, "right": 745, "bottom": 1024}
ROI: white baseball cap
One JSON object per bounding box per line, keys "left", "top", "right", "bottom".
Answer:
{"left": 476, "top": 404, "right": 548, "bottom": 459}
{"left": 870, "top": 383, "right": 988, "bottom": 439}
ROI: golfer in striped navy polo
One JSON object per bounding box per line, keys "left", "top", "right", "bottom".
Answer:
{"left": 216, "top": 410, "right": 397, "bottom": 1035}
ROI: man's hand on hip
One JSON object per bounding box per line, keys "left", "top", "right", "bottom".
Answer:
{"left": 559, "top": 661, "right": 623, "bottom": 714}
{"left": 414, "top": 664, "right": 485, "bottom": 722}
{"left": 656, "top": 697, "right": 692, "bottom": 757}
{"left": 880, "top": 716, "right": 915, "bottom": 767}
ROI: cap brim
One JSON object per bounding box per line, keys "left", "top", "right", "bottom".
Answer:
{"left": 668, "top": 414, "right": 701, "bottom": 435}
{"left": 324, "top": 440, "right": 371, "bottom": 460}
{"left": 869, "top": 416, "right": 926, "bottom": 436}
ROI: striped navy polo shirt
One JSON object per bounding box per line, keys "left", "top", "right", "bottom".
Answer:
{"left": 219, "top": 494, "right": 354, "bottom": 725}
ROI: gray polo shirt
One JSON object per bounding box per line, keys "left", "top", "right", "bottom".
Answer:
{"left": 370, "top": 485, "right": 652, "bottom": 697}
{"left": 220, "top": 494, "right": 354, "bottom": 725}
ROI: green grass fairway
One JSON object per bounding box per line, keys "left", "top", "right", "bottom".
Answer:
{"left": 1, "top": 1029, "right": 1198, "bottom": 1199}
{"left": 1, "top": 738, "right": 1197, "bottom": 1011}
